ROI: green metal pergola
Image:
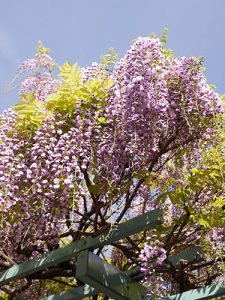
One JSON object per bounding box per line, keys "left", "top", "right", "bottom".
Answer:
{"left": 0, "top": 208, "right": 224, "bottom": 300}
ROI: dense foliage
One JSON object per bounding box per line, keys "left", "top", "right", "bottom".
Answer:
{"left": 0, "top": 35, "right": 224, "bottom": 299}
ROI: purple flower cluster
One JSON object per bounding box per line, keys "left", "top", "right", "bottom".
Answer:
{"left": 0, "top": 36, "right": 223, "bottom": 274}
{"left": 19, "top": 54, "right": 54, "bottom": 71}
{"left": 140, "top": 242, "right": 167, "bottom": 273}
{"left": 19, "top": 53, "right": 60, "bottom": 101}
{"left": 81, "top": 62, "right": 109, "bottom": 82}
{"left": 97, "top": 37, "right": 223, "bottom": 182}
{"left": 19, "top": 72, "right": 61, "bottom": 101}
{"left": 210, "top": 227, "right": 225, "bottom": 242}
{"left": 0, "top": 105, "right": 102, "bottom": 259}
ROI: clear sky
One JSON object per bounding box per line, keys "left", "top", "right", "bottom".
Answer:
{"left": 0, "top": 0, "right": 225, "bottom": 111}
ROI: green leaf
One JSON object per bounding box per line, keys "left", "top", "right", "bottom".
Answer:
{"left": 36, "top": 40, "right": 51, "bottom": 56}
{"left": 97, "top": 117, "right": 107, "bottom": 125}
{"left": 100, "top": 48, "right": 118, "bottom": 67}
{"left": 198, "top": 216, "right": 211, "bottom": 228}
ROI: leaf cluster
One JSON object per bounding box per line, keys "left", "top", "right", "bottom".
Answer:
{"left": 13, "top": 92, "right": 48, "bottom": 131}
{"left": 46, "top": 62, "right": 113, "bottom": 115}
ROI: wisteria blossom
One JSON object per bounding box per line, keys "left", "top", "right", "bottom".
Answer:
{"left": 0, "top": 37, "right": 224, "bottom": 299}
{"left": 19, "top": 72, "right": 61, "bottom": 101}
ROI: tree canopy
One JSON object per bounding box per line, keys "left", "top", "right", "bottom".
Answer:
{"left": 0, "top": 34, "right": 224, "bottom": 299}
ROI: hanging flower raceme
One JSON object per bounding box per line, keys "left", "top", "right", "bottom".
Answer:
{"left": 98, "top": 37, "right": 223, "bottom": 183}
{"left": 140, "top": 243, "right": 167, "bottom": 274}
{"left": 19, "top": 72, "right": 61, "bottom": 101}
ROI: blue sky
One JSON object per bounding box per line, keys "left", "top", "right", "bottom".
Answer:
{"left": 0, "top": 0, "right": 225, "bottom": 111}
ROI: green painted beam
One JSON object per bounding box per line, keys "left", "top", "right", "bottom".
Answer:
{"left": 163, "top": 283, "right": 225, "bottom": 300}
{"left": 0, "top": 208, "right": 162, "bottom": 286}
{"left": 76, "top": 250, "right": 147, "bottom": 300}
{"left": 41, "top": 246, "right": 204, "bottom": 300}
{"left": 167, "top": 246, "right": 204, "bottom": 267}
{"left": 41, "top": 284, "right": 97, "bottom": 300}
{"left": 86, "top": 207, "right": 162, "bottom": 251}
{"left": 41, "top": 267, "right": 145, "bottom": 300}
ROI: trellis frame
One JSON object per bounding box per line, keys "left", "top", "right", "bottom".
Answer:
{"left": 0, "top": 208, "right": 224, "bottom": 300}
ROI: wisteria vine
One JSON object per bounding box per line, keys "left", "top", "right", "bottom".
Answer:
{"left": 0, "top": 36, "right": 224, "bottom": 299}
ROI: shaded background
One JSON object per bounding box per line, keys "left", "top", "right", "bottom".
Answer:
{"left": 0, "top": 0, "right": 224, "bottom": 111}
